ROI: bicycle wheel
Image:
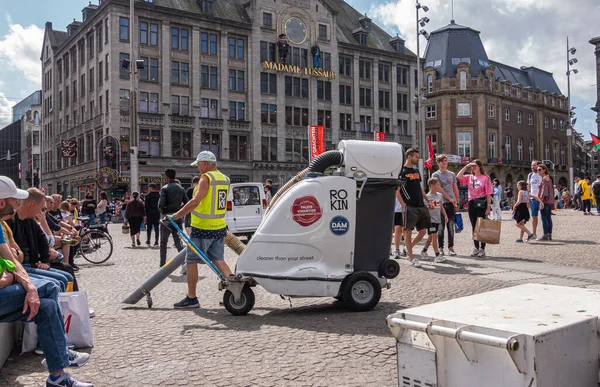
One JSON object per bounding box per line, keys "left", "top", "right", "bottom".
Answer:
{"left": 79, "top": 229, "right": 113, "bottom": 264}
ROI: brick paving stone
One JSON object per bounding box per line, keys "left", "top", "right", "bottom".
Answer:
{"left": 1, "top": 210, "right": 599, "bottom": 386}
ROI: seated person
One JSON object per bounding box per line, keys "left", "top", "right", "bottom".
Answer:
{"left": 60, "top": 201, "right": 76, "bottom": 227}
{"left": 0, "top": 177, "right": 93, "bottom": 387}
{"left": 6, "top": 188, "right": 79, "bottom": 291}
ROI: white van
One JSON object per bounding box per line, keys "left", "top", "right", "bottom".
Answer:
{"left": 226, "top": 183, "right": 266, "bottom": 239}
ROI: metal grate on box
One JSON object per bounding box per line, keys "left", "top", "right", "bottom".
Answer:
{"left": 401, "top": 376, "right": 436, "bottom": 387}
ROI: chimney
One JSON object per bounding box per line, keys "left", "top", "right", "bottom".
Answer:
{"left": 45, "top": 22, "right": 53, "bottom": 31}
{"left": 67, "top": 19, "right": 82, "bottom": 37}
{"left": 82, "top": 2, "right": 98, "bottom": 22}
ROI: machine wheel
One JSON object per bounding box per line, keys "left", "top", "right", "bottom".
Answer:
{"left": 341, "top": 272, "right": 381, "bottom": 312}
{"left": 223, "top": 285, "right": 255, "bottom": 316}
{"left": 379, "top": 259, "right": 400, "bottom": 279}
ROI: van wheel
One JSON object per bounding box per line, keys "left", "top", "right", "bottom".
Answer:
{"left": 341, "top": 272, "right": 381, "bottom": 312}
{"left": 223, "top": 285, "right": 255, "bottom": 316}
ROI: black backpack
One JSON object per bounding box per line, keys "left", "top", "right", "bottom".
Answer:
{"left": 593, "top": 182, "right": 600, "bottom": 196}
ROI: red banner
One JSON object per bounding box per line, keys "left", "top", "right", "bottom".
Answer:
{"left": 374, "top": 131, "right": 386, "bottom": 141}
{"left": 308, "top": 125, "right": 325, "bottom": 161}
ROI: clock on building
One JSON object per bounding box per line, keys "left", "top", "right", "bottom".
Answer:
{"left": 285, "top": 17, "right": 308, "bottom": 45}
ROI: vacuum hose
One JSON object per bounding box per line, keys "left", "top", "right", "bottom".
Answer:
{"left": 225, "top": 150, "right": 344, "bottom": 256}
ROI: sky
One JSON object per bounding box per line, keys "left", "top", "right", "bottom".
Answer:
{"left": 0, "top": 0, "right": 598, "bottom": 139}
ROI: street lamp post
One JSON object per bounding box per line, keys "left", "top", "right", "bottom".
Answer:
{"left": 566, "top": 37, "right": 578, "bottom": 188}
{"left": 129, "top": 0, "right": 139, "bottom": 193}
{"left": 415, "top": 1, "right": 430, "bottom": 188}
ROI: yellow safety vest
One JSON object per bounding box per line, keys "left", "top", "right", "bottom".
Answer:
{"left": 191, "top": 170, "right": 230, "bottom": 230}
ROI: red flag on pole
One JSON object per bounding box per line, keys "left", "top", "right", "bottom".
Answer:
{"left": 424, "top": 135, "right": 435, "bottom": 170}
{"left": 308, "top": 125, "right": 325, "bottom": 161}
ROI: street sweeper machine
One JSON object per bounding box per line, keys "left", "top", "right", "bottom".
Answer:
{"left": 123, "top": 140, "right": 404, "bottom": 315}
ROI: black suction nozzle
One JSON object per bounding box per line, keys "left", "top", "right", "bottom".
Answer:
{"left": 308, "top": 150, "right": 343, "bottom": 174}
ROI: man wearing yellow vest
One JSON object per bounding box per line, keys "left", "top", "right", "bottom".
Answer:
{"left": 170, "top": 151, "right": 232, "bottom": 308}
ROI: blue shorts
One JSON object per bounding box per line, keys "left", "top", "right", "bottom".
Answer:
{"left": 186, "top": 237, "right": 225, "bottom": 264}
{"left": 530, "top": 199, "right": 540, "bottom": 217}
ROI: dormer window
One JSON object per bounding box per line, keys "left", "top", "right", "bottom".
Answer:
{"left": 504, "top": 84, "right": 509, "bottom": 97}
{"left": 197, "top": 0, "right": 214, "bottom": 14}
{"left": 389, "top": 36, "right": 405, "bottom": 54}
{"left": 353, "top": 31, "right": 368, "bottom": 46}
{"left": 459, "top": 71, "right": 467, "bottom": 90}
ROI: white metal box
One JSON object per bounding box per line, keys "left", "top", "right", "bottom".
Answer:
{"left": 337, "top": 140, "right": 403, "bottom": 179}
{"left": 387, "top": 284, "right": 600, "bottom": 387}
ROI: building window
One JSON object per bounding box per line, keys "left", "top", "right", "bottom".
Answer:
{"left": 379, "top": 90, "right": 390, "bottom": 109}
{"left": 559, "top": 99, "right": 564, "bottom": 109}
{"left": 427, "top": 74, "right": 433, "bottom": 93}
{"left": 201, "top": 0, "right": 214, "bottom": 13}
{"left": 553, "top": 143, "right": 558, "bottom": 164}
{"left": 200, "top": 98, "right": 218, "bottom": 118}
{"left": 459, "top": 71, "right": 467, "bottom": 90}
{"left": 140, "top": 22, "right": 148, "bottom": 45}
{"left": 340, "top": 113, "right": 352, "bottom": 131}
{"left": 323, "top": 52, "right": 331, "bottom": 71}
{"left": 171, "top": 27, "right": 189, "bottom": 50}
{"left": 552, "top": 118, "right": 556, "bottom": 130}
{"left": 560, "top": 144, "right": 566, "bottom": 165}
{"left": 318, "top": 24, "right": 327, "bottom": 40}
{"left": 528, "top": 113, "right": 533, "bottom": 126}
{"left": 119, "top": 17, "right": 129, "bottom": 41}
{"left": 517, "top": 111, "right": 522, "bottom": 124}
{"left": 229, "top": 101, "right": 245, "bottom": 121}
{"left": 201, "top": 132, "right": 220, "bottom": 158}
{"left": 139, "top": 92, "right": 159, "bottom": 114}
{"left": 339, "top": 85, "right": 352, "bottom": 105}
{"left": 397, "top": 119, "right": 409, "bottom": 135}
{"left": 261, "top": 104, "right": 277, "bottom": 124}
{"left": 171, "top": 61, "right": 189, "bottom": 85}
{"left": 260, "top": 72, "right": 277, "bottom": 94}
{"left": 171, "top": 96, "right": 179, "bottom": 115}
{"left": 397, "top": 66, "right": 408, "bottom": 85}
{"left": 505, "top": 136, "right": 511, "bottom": 160}
{"left": 317, "top": 110, "right": 331, "bottom": 129}
{"left": 339, "top": 56, "right": 352, "bottom": 76}
{"left": 284, "top": 76, "right": 308, "bottom": 98}
{"left": 263, "top": 12, "right": 273, "bottom": 27}
{"left": 359, "top": 115, "right": 372, "bottom": 132}
{"left": 457, "top": 132, "right": 471, "bottom": 158}
{"left": 529, "top": 139, "right": 535, "bottom": 161}
{"left": 229, "top": 70, "right": 245, "bottom": 92}
{"left": 516, "top": 88, "right": 521, "bottom": 99}
{"left": 426, "top": 105, "right": 436, "bottom": 119}
{"left": 488, "top": 133, "right": 496, "bottom": 158}
{"left": 505, "top": 108, "right": 510, "bottom": 121}
{"left": 119, "top": 89, "right": 129, "bottom": 112}
{"left": 200, "top": 32, "right": 218, "bottom": 55}
{"left": 317, "top": 80, "right": 331, "bottom": 101}
{"left": 201, "top": 65, "right": 218, "bottom": 88}
{"left": 171, "top": 131, "right": 192, "bottom": 158}
{"left": 544, "top": 117, "right": 549, "bottom": 128}
{"left": 260, "top": 41, "right": 277, "bottom": 62}
{"left": 517, "top": 138, "right": 523, "bottom": 161}
{"left": 504, "top": 84, "right": 509, "bottom": 97}
{"left": 229, "top": 37, "right": 245, "bottom": 59}
{"left": 285, "top": 138, "right": 308, "bottom": 162}
{"left": 458, "top": 103, "right": 470, "bottom": 117}
{"left": 359, "top": 59, "right": 371, "bottom": 79}
{"left": 544, "top": 142, "right": 550, "bottom": 161}
{"left": 396, "top": 93, "right": 408, "bottom": 112}
{"left": 488, "top": 103, "right": 495, "bottom": 118}
{"left": 285, "top": 107, "right": 308, "bottom": 126}
{"left": 359, "top": 88, "right": 372, "bottom": 107}
{"left": 140, "top": 129, "right": 161, "bottom": 156}
{"left": 378, "top": 63, "right": 390, "bottom": 83}
{"left": 378, "top": 118, "right": 391, "bottom": 133}
{"left": 119, "top": 53, "right": 130, "bottom": 78}
{"left": 148, "top": 58, "right": 159, "bottom": 81}
{"left": 261, "top": 137, "right": 277, "bottom": 161}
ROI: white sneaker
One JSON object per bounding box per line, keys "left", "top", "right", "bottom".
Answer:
{"left": 180, "top": 264, "right": 187, "bottom": 275}
{"left": 45, "top": 372, "right": 93, "bottom": 387}
{"left": 439, "top": 249, "right": 445, "bottom": 257}
{"left": 448, "top": 247, "right": 457, "bottom": 256}
{"left": 477, "top": 249, "right": 486, "bottom": 258}
{"left": 420, "top": 250, "right": 429, "bottom": 259}
{"left": 410, "top": 258, "right": 422, "bottom": 268}
{"left": 470, "top": 248, "right": 479, "bottom": 257}
{"left": 88, "top": 308, "right": 95, "bottom": 318}
{"left": 434, "top": 255, "right": 447, "bottom": 263}
{"left": 42, "top": 349, "right": 90, "bottom": 369}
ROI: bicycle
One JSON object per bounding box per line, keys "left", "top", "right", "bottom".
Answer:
{"left": 73, "top": 216, "right": 114, "bottom": 264}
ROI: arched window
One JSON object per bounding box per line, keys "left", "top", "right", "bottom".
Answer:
{"left": 460, "top": 71, "right": 467, "bottom": 90}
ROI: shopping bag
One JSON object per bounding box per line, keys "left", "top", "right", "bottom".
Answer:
{"left": 21, "top": 321, "right": 38, "bottom": 353}
{"left": 57, "top": 291, "right": 93, "bottom": 349}
{"left": 454, "top": 213, "right": 464, "bottom": 233}
{"left": 473, "top": 218, "right": 501, "bottom": 244}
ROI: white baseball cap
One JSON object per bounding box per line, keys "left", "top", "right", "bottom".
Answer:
{"left": 191, "top": 151, "right": 217, "bottom": 166}
{"left": 0, "top": 176, "right": 29, "bottom": 200}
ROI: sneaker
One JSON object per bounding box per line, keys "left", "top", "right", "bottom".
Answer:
{"left": 420, "top": 249, "right": 428, "bottom": 259}
{"left": 394, "top": 250, "right": 401, "bottom": 260}
{"left": 401, "top": 248, "right": 407, "bottom": 257}
{"left": 409, "top": 258, "right": 422, "bottom": 268}
{"left": 477, "top": 249, "right": 486, "bottom": 258}
{"left": 154, "top": 241, "right": 159, "bottom": 247}
{"left": 42, "top": 349, "right": 90, "bottom": 369}
{"left": 174, "top": 296, "right": 199, "bottom": 309}
{"left": 180, "top": 265, "right": 187, "bottom": 275}
{"left": 131, "top": 243, "right": 136, "bottom": 248}
{"left": 136, "top": 239, "right": 141, "bottom": 246}
{"left": 448, "top": 247, "right": 457, "bottom": 256}
{"left": 46, "top": 372, "right": 93, "bottom": 387}
{"left": 88, "top": 308, "right": 95, "bottom": 318}
{"left": 525, "top": 234, "right": 535, "bottom": 242}
{"left": 470, "top": 248, "right": 480, "bottom": 257}
{"left": 434, "top": 255, "right": 447, "bottom": 263}
{"left": 35, "top": 347, "right": 44, "bottom": 355}
{"left": 439, "top": 249, "right": 445, "bottom": 257}
{"left": 538, "top": 235, "right": 548, "bottom": 241}
{"left": 515, "top": 239, "right": 524, "bottom": 243}
{"left": 548, "top": 235, "right": 553, "bottom": 241}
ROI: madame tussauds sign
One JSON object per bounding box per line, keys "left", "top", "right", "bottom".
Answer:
{"left": 263, "top": 61, "right": 337, "bottom": 79}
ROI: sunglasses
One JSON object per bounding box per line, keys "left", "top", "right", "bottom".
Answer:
{"left": 537, "top": 168, "right": 545, "bottom": 172}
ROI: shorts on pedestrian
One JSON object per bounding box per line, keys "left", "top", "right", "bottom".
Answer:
{"left": 403, "top": 206, "right": 431, "bottom": 231}
{"left": 427, "top": 222, "right": 440, "bottom": 235}
{"left": 394, "top": 212, "right": 403, "bottom": 227}
{"left": 186, "top": 236, "right": 225, "bottom": 264}
{"left": 530, "top": 199, "right": 540, "bottom": 217}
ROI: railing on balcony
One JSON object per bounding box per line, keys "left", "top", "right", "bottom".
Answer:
{"left": 139, "top": 113, "right": 163, "bottom": 126}
{"left": 359, "top": 132, "right": 372, "bottom": 141}
{"left": 324, "top": 128, "right": 332, "bottom": 141}
{"left": 261, "top": 124, "right": 277, "bottom": 137}
{"left": 229, "top": 120, "right": 250, "bottom": 131}
{"left": 340, "top": 130, "right": 356, "bottom": 140}
{"left": 384, "top": 133, "right": 396, "bottom": 142}
{"left": 170, "top": 115, "right": 194, "bottom": 127}
{"left": 199, "top": 118, "right": 223, "bottom": 130}
{"left": 397, "top": 135, "right": 413, "bottom": 146}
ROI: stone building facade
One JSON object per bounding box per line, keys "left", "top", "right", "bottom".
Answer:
{"left": 423, "top": 21, "right": 570, "bottom": 187}
{"left": 40, "top": 0, "right": 418, "bottom": 198}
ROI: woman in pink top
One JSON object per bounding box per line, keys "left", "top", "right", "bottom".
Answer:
{"left": 457, "top": 159, "right": 493, "bottom": 258}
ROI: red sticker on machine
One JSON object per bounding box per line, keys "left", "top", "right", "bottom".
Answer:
{"left": 291, "top": 195, "right": 322, "bottom": 226}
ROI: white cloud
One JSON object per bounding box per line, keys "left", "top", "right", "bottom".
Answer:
{"left": 0, "top": 92, "right": 16, "bottom": 128}
{"left": 0, "top": 17, "right": 44, "bottom": 86}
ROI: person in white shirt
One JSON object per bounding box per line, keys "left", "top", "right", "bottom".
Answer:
{"left": 491, "top": 178, "right": 503, "bottom": 220}
{"left": 526, "top": 160, "right": 542, "bottom": 240}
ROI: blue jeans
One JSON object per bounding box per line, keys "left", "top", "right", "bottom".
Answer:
{"left": 596, "top": 195, "right": 600, "bottom": 214}
{"left": 438, "top": 203, "right": 456, "bottom": 249}
{"left": 0, "top": 278, "right": 69, "bottom": 373}
{"left": 99, "top": 212, "right": 106, "bottom": 224}
{"left": 87, "top": 213, "right": 96, "bottom": 225}
{"left": 313, "top": 55, "right": 321, "bottom": 69}
{"left": 24, "top": 266, "right": 73, "bottom": 292}
{"left": 540, "top": 205, "right": 553, "bottom": 235}
{"left": 186, "top": 237, "right": 224, "bottom": 264}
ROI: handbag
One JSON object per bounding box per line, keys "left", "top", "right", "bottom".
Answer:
{"left": 473, "top": 217, "right": 501, "bottom": 244}
{"left": 473, "top": 197, "right": 488, "bottom": 208}
{"left": 454, "top": 213, "right": 464, "bottom": 233}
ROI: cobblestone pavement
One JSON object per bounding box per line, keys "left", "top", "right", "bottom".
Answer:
{"left": 1, "top": 210, "right": 599, "bottom": 386}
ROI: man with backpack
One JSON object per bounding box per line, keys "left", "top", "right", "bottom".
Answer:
{"left": 593, "top": 175, "right": 600, "bottom": 215}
